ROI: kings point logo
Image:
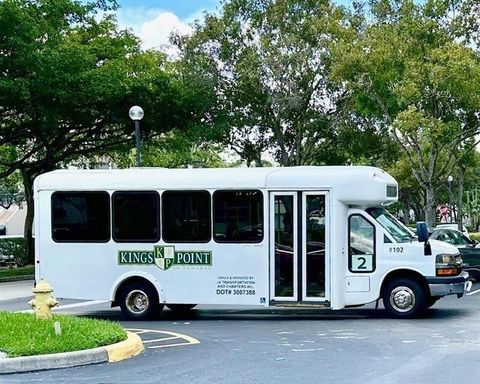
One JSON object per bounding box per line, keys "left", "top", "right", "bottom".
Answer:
{"left": 118, "top": 246, "right": 212, "bottom": 270}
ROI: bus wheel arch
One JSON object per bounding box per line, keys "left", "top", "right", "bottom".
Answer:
{"left": 380, "top": 270, "right": 429, "bottom": 318}
{"left": 114, "top": 277, "right": 163, "bottom": 320}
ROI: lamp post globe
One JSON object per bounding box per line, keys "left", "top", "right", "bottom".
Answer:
{"left": 129, "top": 106, "right": 144, "bottom": 167}
{"left": 129, "top": 106, "right": 144, "bottom": 121}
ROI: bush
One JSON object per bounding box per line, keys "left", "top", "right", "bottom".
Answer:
{"left": 470, "top": 232, "right": 480, "bottom": 242}
{"left": 0, "top": 237, "right": 27, "bottom": 266}
{"left": 0, "top": 265, "right": 34, "bottom": 278}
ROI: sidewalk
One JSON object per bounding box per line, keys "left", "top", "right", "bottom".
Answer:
{"left": 0, "top": 280, "right": 34, "bottom": 301}
{"left": 0, "top": 280, "right": 144, "bottom": 373}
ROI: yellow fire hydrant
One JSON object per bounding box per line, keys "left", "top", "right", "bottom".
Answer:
{"left": 28, "top": 280, "right": 59, "bottom": 320}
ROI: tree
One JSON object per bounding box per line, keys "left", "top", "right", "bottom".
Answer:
{"left": 386, "top": 156, "right": 424, "bottom": 223}
{"left": 0, "top": 0, "right": 194, "bottom": 262}
{"left": 110, "top": 129, "right": 226, "bottom": 168}
{"left": 175, "top": 0, "right": 387, "bottom": 167}
{"left": 332, "top": 0, "right": 480, "bottom": 226}
{"left": 0, "top": 147, "right": 24, "bottom": 209}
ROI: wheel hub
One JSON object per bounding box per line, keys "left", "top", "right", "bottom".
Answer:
{"left": 390, "top": 286, "right": 415, "bottom": 312}
{"left": 126, "top": 290, "right": 149, "bottom": 314}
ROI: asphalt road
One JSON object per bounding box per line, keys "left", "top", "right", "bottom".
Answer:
{"left": 2, "top": 281, "right": 480, "bottom": 384}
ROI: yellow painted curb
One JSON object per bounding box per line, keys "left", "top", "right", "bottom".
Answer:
{"left": 105, "top": 331, "right": 144, "bottom": 363}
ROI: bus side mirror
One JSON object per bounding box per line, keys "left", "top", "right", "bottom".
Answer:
{"left": 416, "top": 222, "right": 432, "bottom": 256}
{"left": 416, "top": 222, "right": 429, "bottom": 243}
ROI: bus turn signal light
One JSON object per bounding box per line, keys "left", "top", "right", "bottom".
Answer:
{"left": 436, "top": 268, "right": 459, "bottom": 276}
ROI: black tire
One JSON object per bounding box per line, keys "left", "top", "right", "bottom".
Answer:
{"left": 382, "top": 278, "right": 427, "bottom": 318}
{"left": 166, "top": 304, "right": 197, "bottom": 312}
{"left": 427, "top": 297, "right": 439, "bottom": 308}
{"left": 119, "top": 282, "right": 160, "bottom": 320}
{"left": 466, "top": 269, "right": 480, "bottom": 282}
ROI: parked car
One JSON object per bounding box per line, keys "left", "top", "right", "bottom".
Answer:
{"left": 430, "top": 228, "right": 480, "bottom": 280}
{"left": 407, "top": 225, "right": 434, "bottom": 237}
{"left": 435, "top": 223, "right": 470, "bottom": 239}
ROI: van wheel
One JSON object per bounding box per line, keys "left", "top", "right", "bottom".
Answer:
{"left": 382, "top": 278, "right": 426, "bottom": 318}
{"left": 166, "top": 304, "right": 197, "bottom": 312}
{"left": 120, "top": 282, "right": 160, "bottom": 320}
{"left": 427, "top": 297, "right": 439, "bottom": 308}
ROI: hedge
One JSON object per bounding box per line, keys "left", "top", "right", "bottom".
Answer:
{"left": 0, "top": 237, "right": 27, "bottom": 266}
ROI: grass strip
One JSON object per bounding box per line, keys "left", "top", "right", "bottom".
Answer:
{"left": 0, "top": 266, "right": 34, "bottom": 279}
{"left": 0, "top": 312, "right": 127, "bottom": 357}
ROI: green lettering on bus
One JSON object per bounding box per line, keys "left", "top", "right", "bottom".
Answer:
{"left": 118, "top": 246, "right": 212, "bottom": 270}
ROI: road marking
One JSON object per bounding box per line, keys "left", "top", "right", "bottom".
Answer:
{"left": 143, "top": 336, "right": 179, "bottom": 343}
{"left": 466, "top": 288, "right": 480, "bottom": 296}
{"left": 16, "top": 299, "right": 109, "bottom": 314}
{"left": 127, "top": 328, "right": 200, "bottom": 349}
{"left": 54, "top": 300, "right": 108, "bottom": 310}
{"left": 148, "top": 341, "right": 199, "bottom": 349}
{"left": 291, "top": 348, "right": 324, "bottom": 352}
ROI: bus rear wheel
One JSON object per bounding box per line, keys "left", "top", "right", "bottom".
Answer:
{"left": 120, "top": 282, "right": 160, "bottom": 320}
{"left": 166, "top": 304, "right": 197, "bottom": 312}
{"left": 382, "top": 278, "right": 426, "bottom": 318}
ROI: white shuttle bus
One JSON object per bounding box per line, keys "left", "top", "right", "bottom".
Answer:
{"left": 34, "top": 166, "right": 469, "bottom": 319}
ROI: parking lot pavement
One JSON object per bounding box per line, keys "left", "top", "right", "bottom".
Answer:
{"left": 0, "top": 280, "right": 33, "bottom": 301}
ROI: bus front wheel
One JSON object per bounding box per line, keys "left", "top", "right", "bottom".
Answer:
{"left": 119, "top": 282, "right": 160, "bottom": 320}
{"left": 382, "top": 278, "right": 427, "bottom": 318}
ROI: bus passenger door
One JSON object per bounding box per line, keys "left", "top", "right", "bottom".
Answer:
{"left": 270, "top": 192, "right": 329, "bottom": 303}
{"left": 270, "top": 193, "right": 298, "bottom": 301}
{"left": 302, "top": 192, "right": 329, "bottom": 302}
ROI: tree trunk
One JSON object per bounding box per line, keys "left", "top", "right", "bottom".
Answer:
{"left": 458, "top": 167, "right": 465, "bottom": 232}
{"left": 402, "top": 206, "right": 410, "bottom": 224}
{"left": 21, "top": 170, "right": 35, "bottom": 265}
{"left": 424, "top": 185, "right": 436, "bottom": 228}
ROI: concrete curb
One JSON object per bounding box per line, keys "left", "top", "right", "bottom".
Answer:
{"left": 0, "top": 275, "right": 34, "bottom": 283}
{"left": 0, "top": 331, "right": 143, "bottom": 374}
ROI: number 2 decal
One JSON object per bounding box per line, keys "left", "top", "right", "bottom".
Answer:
{"left": 351, "top": 254, "right": 374, "bottom": 272}
{"left": 357, "top": 257, "right": 367, "bottom": 269}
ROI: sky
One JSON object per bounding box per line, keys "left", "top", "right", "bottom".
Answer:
{"left": 115, "top": 0, "right": 352, "bottom": 51}
{"left": 115, "top": 0, "right": 223, "bottom": 51}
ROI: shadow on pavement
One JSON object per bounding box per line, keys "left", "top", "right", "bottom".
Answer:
{"left": 77, "top": 305, "right": 472, "bottom": 322}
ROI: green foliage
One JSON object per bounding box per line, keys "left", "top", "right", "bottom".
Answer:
{"left": 111, "top": 129, "right": 226, "bottom": 168}
{"left": 469, "top": 233, "right": 480, "bottom": 242}
{"left": 0, "top": 237, "right": 27, "bottom": 266}
{"left": 176, "top": 0, "right": 388, "bottom": 166}
{"left": 331, "top": 0, "right": 480, "bottom": 225}
{"left": 0, "top": 312, "right": 126, "bottom": 357}
{"left": 0, "top": 265, "right": 34, "bottom": 278}
{"left": 0, "top": 0, "right": 201, "bottom": 263}
{"left": 0, "top": 171, "right": 24, "bottom": 208}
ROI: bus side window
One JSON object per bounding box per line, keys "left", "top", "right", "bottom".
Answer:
{"left": 348, "top": 214, "right": 376, "bottom": 273}
{"left": 112, "top": 191, "right": 160, "bottom": 243}
{"left": 162, "top": 191, "right": 211, "bottom": 243}
{"left": 213, "top": 190, "right": 263, "bottom": 243}
{"left": 51, "top": 191, "right": 110, "bottom": 243}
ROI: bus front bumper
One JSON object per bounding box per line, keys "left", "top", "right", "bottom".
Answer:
{"left": 427, "top": 271, "right": 471, "bottom": 298}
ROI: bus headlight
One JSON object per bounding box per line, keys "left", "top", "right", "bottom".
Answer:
{"left": 436, "top": 253, "right": 462, "bottom": 276}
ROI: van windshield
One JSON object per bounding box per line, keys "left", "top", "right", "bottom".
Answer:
{"left": 367, "top": 207, "right": 415, "bottom": 243}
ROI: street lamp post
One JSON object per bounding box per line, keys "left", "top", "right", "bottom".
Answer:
{"left": 129, "top": 105, "right": 144, "bottom": 167}
{"left": 447, "top": 175, "right": 454, "bottom": 223}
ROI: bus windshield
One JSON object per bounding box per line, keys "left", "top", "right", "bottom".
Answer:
{"left": 367, "top": 207, "right": 415, "bottom": 243}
